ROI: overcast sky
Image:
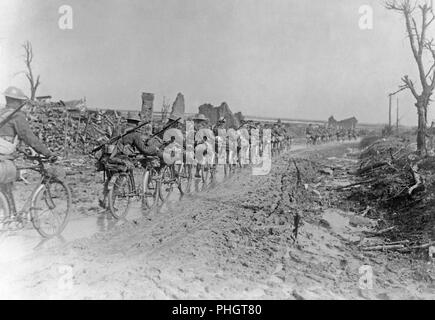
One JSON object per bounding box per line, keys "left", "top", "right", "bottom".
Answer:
{"left": 1, "top": 0, "right": 434, "bottom": 125}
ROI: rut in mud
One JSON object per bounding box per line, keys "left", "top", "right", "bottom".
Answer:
{"left": 0, "top": 142, "right": 434, "bottom": 299}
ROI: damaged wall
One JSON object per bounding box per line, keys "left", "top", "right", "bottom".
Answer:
{"left": 198, "top": 102, "right": 241, "bottom": 128}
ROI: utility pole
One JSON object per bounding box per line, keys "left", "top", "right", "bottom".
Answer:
{"left": 389, "top": 94, "right": 392, "bottom": 128}
{"left": 396, "top": 97, "right": 399, "bottom": 133}
{"left": 388, "top": 87, "right": 406, "bottom": 132}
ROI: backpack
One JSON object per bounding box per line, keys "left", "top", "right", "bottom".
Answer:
{"left": 0, "top": 109, "right": 19, "bottom": 155}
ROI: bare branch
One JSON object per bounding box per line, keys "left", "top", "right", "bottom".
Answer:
{"left": 35, "top": 75, "right": 40, "bottom": 90}
{"left": 401, "top": 75, "right": 419, "bottom": 98}
{"left": 387, "top": 0, "right": 435, "bottom": 153}
{"left": 22, "top": 40, "right": 41, "bottom": 100}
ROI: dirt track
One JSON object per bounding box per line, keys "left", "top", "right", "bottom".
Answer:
{"left": 0, "top": 142, "right": 434, "bottom": 299}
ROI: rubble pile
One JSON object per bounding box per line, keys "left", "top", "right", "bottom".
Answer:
{"left": 356, "top": 137, "right": 416, "bottom": 207}
{"left": 350, "top": 136, "right": 435, "bottom": 244}
{"left": 25, "top": 102, "right": 119, "bottom": 156}
{"left": 26, "top": 103, "right": 83, "bottom": 154}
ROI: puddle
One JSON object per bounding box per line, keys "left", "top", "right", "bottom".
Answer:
{"left": 0, "top": 144, "right": 310, "bottom": 261}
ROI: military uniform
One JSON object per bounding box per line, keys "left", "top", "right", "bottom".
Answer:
{"left": 427, "top": 123, "right": 435, "bottom": 153}
{"left": 0, "top": 109, "right": 52, "bottom": 157}
{"left": 0, "top": 87, "right": 54, "bottom": 214}
{"left": 120, "top": 131, "right": 161, "bottom": 157}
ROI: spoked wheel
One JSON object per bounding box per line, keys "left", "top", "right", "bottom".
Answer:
{"left": 209, "top": 164, "right": 217, "bottom": 181}
{"left": 224, "top": 163, "right": 234, "bottom": 175}
{"left": 31, "top": 179, "right": 72, "bottom": 238}
{"left": 176, "top": 163, "right": 191, "bottom": 195}
{"left": 159, "top": 165, "right": 176, "bottom": 202}
{"left": 142, "top": 169, "right": 159, "bottom": 209}
{"left": 203, "top": 164, "right": 211, "bottom": 183}
{"left": 193, "top": 164, "right": 208, "bottom": 191}
{"left": 108, "top": 173, "right": 133, "bottom": 219}
{"left": 230, "top": 162, "right": 237, "bottom": 174}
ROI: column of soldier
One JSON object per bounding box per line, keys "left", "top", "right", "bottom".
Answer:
{"left": 305, "top": 123, "right": 359, "bottom": 145}
{"left": 0, "top": 86, "right": 292, "bottom": 232}
{"left": 92, "top": 113, "right": 294, "bottom": 214}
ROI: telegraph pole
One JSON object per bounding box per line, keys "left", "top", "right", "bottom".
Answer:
{"left": 396, "top": 97, "right": 399, "bottom": 133}
{"left": 389, "top": 94, "right": 392, "bottom": 128}
{"left": 388, "top": 87, "right": 406, "bottom": 131}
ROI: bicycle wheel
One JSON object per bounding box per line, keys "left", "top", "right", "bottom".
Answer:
{"left": 108, "top": 173, "right": 133, "bottom": 219}
{"left": 202, "top": 164, "right": 210, "bottom": 183}
{"left": 31, "top": 179, "right": 71, "bottom": 238}
{"left": 159, "top": 165, "right": 175, "bottom": 202}
{"left": 142, "top": 169, "right": 159, "bottom": 208}
{"left": 176, "top": 163, "right": 191, "bottom": 194}
{"left": 193, "top": 164, "right": 208, "bottom": 191}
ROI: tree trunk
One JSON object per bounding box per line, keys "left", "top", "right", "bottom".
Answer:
{"left": 30, "top": 87, "right": 36, "bottom": 101}
{"left": 416, "top": 102, "right": 427, "bottom": 155}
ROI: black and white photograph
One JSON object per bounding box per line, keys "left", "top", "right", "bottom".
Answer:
{"left": 0, "top": 0, "right": 434, "bottom": 301}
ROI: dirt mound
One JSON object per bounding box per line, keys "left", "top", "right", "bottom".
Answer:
{"left": 350, "top": 137, "right": 434, "bottom": 246}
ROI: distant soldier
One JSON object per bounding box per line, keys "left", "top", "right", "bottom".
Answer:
{"left": 306, "top": 124, "right": 314, "bottom": 144}
{"left": 212, "top": 116, "right": 226, "bottom": 136}
{"left": 426, "top": 121, "right": 435, "bottom": 154}
{"left": 192, "top": 114, "right": 211, "bottom": 178}
{"left": 212, "top": 117, "right": 227, "bottom": 166}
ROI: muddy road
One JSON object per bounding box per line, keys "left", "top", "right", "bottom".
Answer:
{"left": 0, "top": 142, "right": 434, "bottom": 299}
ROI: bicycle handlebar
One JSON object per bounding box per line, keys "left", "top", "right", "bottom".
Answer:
{"left": 25, "top": 155, "right": 58, "bottom": 163}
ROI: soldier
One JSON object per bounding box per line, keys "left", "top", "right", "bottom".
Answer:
{"left": 212, "top": 117, "right": 227, "bottom": 167}
{"left": 0, "top": 86, "right": 56, "bottom": 213}
{"left": 192, "top": 113, "right": 211, "bottom": 178}
{"left": 121, "top": 114, "right": 162, "bottom": 156}
{"left": 161, "top": 114, "right": 184, "bottom": 165}
{"left": 306, "top": 124, "right": 314, "bottom": 145}
{"left": 212, "top": 116, "right": 226, "bottom": 136}
{"left": 166, "top": 113, "right": 184, "bottom": 130}
{"left": 427, "top": 121, "right": 435, "bottom": 154}
{"left": 97, "top": 113, "right": 162, "bottom": 208}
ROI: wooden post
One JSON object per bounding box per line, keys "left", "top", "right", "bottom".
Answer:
{"left": 388, "top": 94, "right": 392, "bottom": 128}
{"left": 141, "top": 92, "right": 154, "bottom": 135}
{"left": 141, "top": 92, "right": 154, "bottom": 122}
{"left": 74, "top": 114, "right": 81, "bottom": 144}
{"left": 82, "top": 113, "right": 91, "bottom": 153}
{"left": 64, "top": 111, "right": 69, "bottom": 158}
{"left": 396, "top": 97, "right": 399, "bottom": 133}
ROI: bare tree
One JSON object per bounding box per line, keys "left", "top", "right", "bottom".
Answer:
{"left": 386, "top": 0, "right": 435, "bottom": 154}
{"left": 22, "top": 41, "right": 41, "bottom": 101}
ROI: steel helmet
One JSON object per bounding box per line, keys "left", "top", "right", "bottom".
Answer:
{"left": 126, "top": 112, "right": 141, "bottom": 123}
{"left": 3, "top": 86, "right": 28, "bottom": 100}
{"left": 168, "top": 113, "right": 183, "bottom": 122}
{"left": 192, "top": 113, "right": 208, "bottom": 122}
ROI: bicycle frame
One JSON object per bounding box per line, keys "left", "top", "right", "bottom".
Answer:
{"left": 2, "top": 158, "right": 56, "bottom": 220}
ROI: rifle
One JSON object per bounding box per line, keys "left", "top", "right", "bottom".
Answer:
{"left": 0, "top": 100, "right": 29, "bottom": 130}
{"left": 146, "top": 117, "right": 181, "bottom": 143}
{"left": 235, "top": 123, "right": 248, "bottom": 131}
{"left": 91, "top": 120, "right": 151, "bottom": 154}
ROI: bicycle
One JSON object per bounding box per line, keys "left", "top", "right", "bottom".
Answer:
{"left": 0, "top": 155, "right": 72, "bottom": 238}
{"left": 107, "top": 154, "right": 161, "bottom": 218}
{"left": 159, "top": 162, "right": 182, "bottom": 202}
